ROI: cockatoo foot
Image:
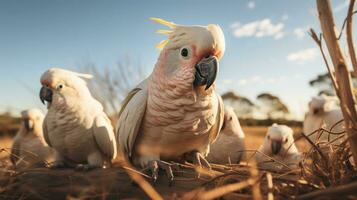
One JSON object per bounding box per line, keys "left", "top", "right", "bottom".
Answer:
{"left": 146, "top": 160, "right": 175, "bottom": 186}
{"left": 75, "top": 164, "right": 100, "bottom": 171}
{"left": 184, "top": 151, "right": 211, "bottom": 178}
{"left": 48, "top": 161, "right": 67, "bottom": 169}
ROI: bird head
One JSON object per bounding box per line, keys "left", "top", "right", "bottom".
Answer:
{"left": 151, "top": 18, "right": 225, "bottom": 91}
{"left": 265, "top": 123, "right": 295, "bottom": 155}
{"left": 221, "top": 106, "right": 245, "bottom": 138}
{"left": 308, "top": 95, "right": 339, "bottom": 115}
{"left": 20, "top": 108, "right": 44, "bottom": 134}
{"left": 40, "top": 68, "right": 93, "bottom": 109}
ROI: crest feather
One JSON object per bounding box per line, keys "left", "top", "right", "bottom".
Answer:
{"left": 150, "top": 17, "right": 177, "bottom": 50}
{"left": 156, "top": 40, "right": 169, "bottom": 50}
{"left": 72, "top": 72, "right": 93, "bottom": 79}
{"left": 155, "top": 29, "right": 173, "bottom": 35}
{"left": 150, "top": 17, "right": 176, "bottom": 28}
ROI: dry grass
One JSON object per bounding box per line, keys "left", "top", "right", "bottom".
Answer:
{"left": 0, "top": 126, "right": 356, "bottom": 200}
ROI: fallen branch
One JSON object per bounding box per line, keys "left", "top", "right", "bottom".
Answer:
{"left": 297, "top": 181, "right": 357, "bottom": 200}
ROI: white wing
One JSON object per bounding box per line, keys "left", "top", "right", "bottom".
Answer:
{"left": 116, "top": 79, "right": 148, "bottom": 161}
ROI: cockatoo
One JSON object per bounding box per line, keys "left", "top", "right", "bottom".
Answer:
{"left": 207, "top": 106, "right": 245, "bottom": 164}
{"left": 303, "top": 95, "right": 344, "bottom": 143}
{"left": 11, "top": 108, "right": 55, "bottom": 168}
{"left": 116, "top": 18, "right": 225, "bottom": 182}
{"left": 39, "top": 68, "right": 117, "bottom": 170}
{"left": 255, "top": 124, "right": 302, "bottom": 170}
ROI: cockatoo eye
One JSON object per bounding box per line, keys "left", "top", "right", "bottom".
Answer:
{"left": 56, "top": 84, "right": 64, "bottom": 90}
{"left": 180, "top": 47, "right": 191, "bottom": 60}
{"left": 284, "top": 138, "right": 288, "bottom": 143}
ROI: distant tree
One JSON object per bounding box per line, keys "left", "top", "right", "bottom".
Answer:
{"left": 256, "top": 93, "right": 289, "bottom": 120}
{"left": 81, "top": 57, "right": 147, "bottom": 121}
{"left": 309, "top": 72, "right": 357, "bottom": 96}
{"left": 221, "top": 91, "right": 255, "bottom": 119}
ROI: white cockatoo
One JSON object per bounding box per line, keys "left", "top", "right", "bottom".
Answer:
{"left": 11, "top": 108, "right": 55, "bottom": 168}
{"left": 303, "top": 95, "right": 344, "bottom": 143}
{"left": 255, "top": 124, "right": 302, "bottom": 169}
{"left": 116, "top": 18, "right": 225, "bottom": 182}
{"left": 207, "top": 106, "right": 245, "bottom": 164}
{"left": 39, "top": 68, "right": 117, "bottom": 170}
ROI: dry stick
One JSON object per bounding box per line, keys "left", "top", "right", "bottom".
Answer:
{"left": 337, "top": 11, "right": 357, "bottom": 40}
{"left": 201, "top": 171, "right": 246, "bottom": 186}
{"left": 250, "top": 161, "right": 262, "bottom": 200}
{"left": 297, "top": 181, "right": 357, "bottom": 200}
{"left": 199, "top": 177, "right": 257, "bottom": 200}
{"left": 200, "top": 173, "right": 263, "bottom": 200}
{"left": 309, "top": 29, "right": 339, "bottom": 96}
{"left": 117, "top": 157, "right": 163, "bottom": 200}
{"left": 329, "top": 119, "right": 344, "bottom": 132}
{"left": 328, "top": 133, "right": 346, "bottom": 145}
{"left": 347, "top": 0, "right": 357, "bottom": 81}
{"left": 300, "top": 132, "right": 328, "bottom": 163}
{"left": 316, "top": 0, "right": 357, "bottom": 163}
{"left": 266, "top": 173, "right": 274, "bottom": 200}
{"left": 328, "top": 119, "right": 345, "bottom": 142}
{"left": 243, "top": 150, "right": 293, "bottom": 171}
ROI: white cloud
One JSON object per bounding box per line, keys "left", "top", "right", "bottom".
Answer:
{"left": 231, "top": 18, "right": 285, "bottom": 40}
{"left": 222, "top": 79, "right": 233, "bottom": 84}
{"left": 293, "top": 28, "right": 306, "bottom": 39}
{"left": 247, "top": 1, "right": 255, "bottom": 9}
{"left": 251, "top": 76, "right": 261, "bottom": 83}
{"left": 281, "top": 14, "right": 289, "bottom": 21}
{"left": 334, "top": 0, "right": 349, "bottom": 13}
{"left": 238, "top": 79, "right": 248, "bottom": 86}
{"left": 237, "top": 74, "right": 300, "bottom": 86}
{"left": 287, "top": 48, "right": 318, "bottom": 62}
{"left": 267, "top": 78, "right": 277, "bottom": 83}
{"left": 230, "top": 22, "right": 240, "bottom": 29}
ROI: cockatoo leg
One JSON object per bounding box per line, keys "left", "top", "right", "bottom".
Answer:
{"left": 48, "top": 151, "right": 68, "bottom": 169}
{"left": 144, "top": 160, "right": 175, "bottom": 186}
{"left": 184, "top": 150, "right": 211, "bottom": 178}
{"left": 75, "top": 151, "right": 104, "bottom": 171}
{"left": 75, "top": 164, "right": 100, "bottom": 171}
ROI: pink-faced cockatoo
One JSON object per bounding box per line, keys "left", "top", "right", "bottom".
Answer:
{"left": 255, "top": 123, "right": 302, "bottom": 170}
{"left": 303, "top": 95, "right": 344, "bottom": 143}
{"left": 11, "top": 108, "right": 55, "bottom": 168}
{"left": 207, "top": 106, "right": 245, "bottom": 164}
{"left": 39, "top": 68, "right": 117, "bottom": 170}
{"left": 116, "top": 18, "right": 225, "bottom": 182}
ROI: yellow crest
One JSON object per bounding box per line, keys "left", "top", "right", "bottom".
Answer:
{"left": 150, "top": 17, "right": 177, "bottom": 50}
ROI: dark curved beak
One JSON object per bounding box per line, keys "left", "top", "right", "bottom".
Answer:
{"left": 271, "top": 140, "right": 282, "bottom": 155}
{"left": 24, "top": 119, "right": 33, "bottom": 132}
{"left": 40, "top": 86, "right": 53, "bottom": 105}
{"left": 193, "top": 55, "right": 218, "bottom": 90}
{"left": 313, "top": 108, "right": 319, "bottom": 115}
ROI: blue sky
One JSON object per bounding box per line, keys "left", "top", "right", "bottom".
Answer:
{"left": 0, "top": 0, "right": 352, "bottom": 119}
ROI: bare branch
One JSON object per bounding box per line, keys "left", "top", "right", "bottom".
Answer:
{"left": 315, "top": 0, "right": 357, "bottom": 164}
{"left": 309, "top": 28, "right": 340, "bottom": 97}
{"left": 346, "top": 0, "right": 357, "bottom": 78}
{"left": 80, "top": 58, "right": 146, "bottom": 121}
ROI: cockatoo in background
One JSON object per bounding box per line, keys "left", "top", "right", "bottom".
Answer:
{"left": 116, "top": 18, "right": 225, "bottom": 182}
{"left": 11, "top": 108, "right": 55, "bottom": 168}
{"left": 303, "top": 95, "right": 344, "bottom": 143}
{"left": 39, "top": 68, "right": 117, "bottom": 170}
{"left": 207, "top": 106, "right": 245, "bottom": 164}
{"left": 255, "top": 123, "right": 302, "bottom": 170}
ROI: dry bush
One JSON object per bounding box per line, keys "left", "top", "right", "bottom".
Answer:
{"left": 80, "top": 57, "right": 147, "bottom": 121}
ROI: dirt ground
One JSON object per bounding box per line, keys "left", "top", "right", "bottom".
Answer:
{"left": 0, "top": 126, "right": 308, "bottom": 200}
